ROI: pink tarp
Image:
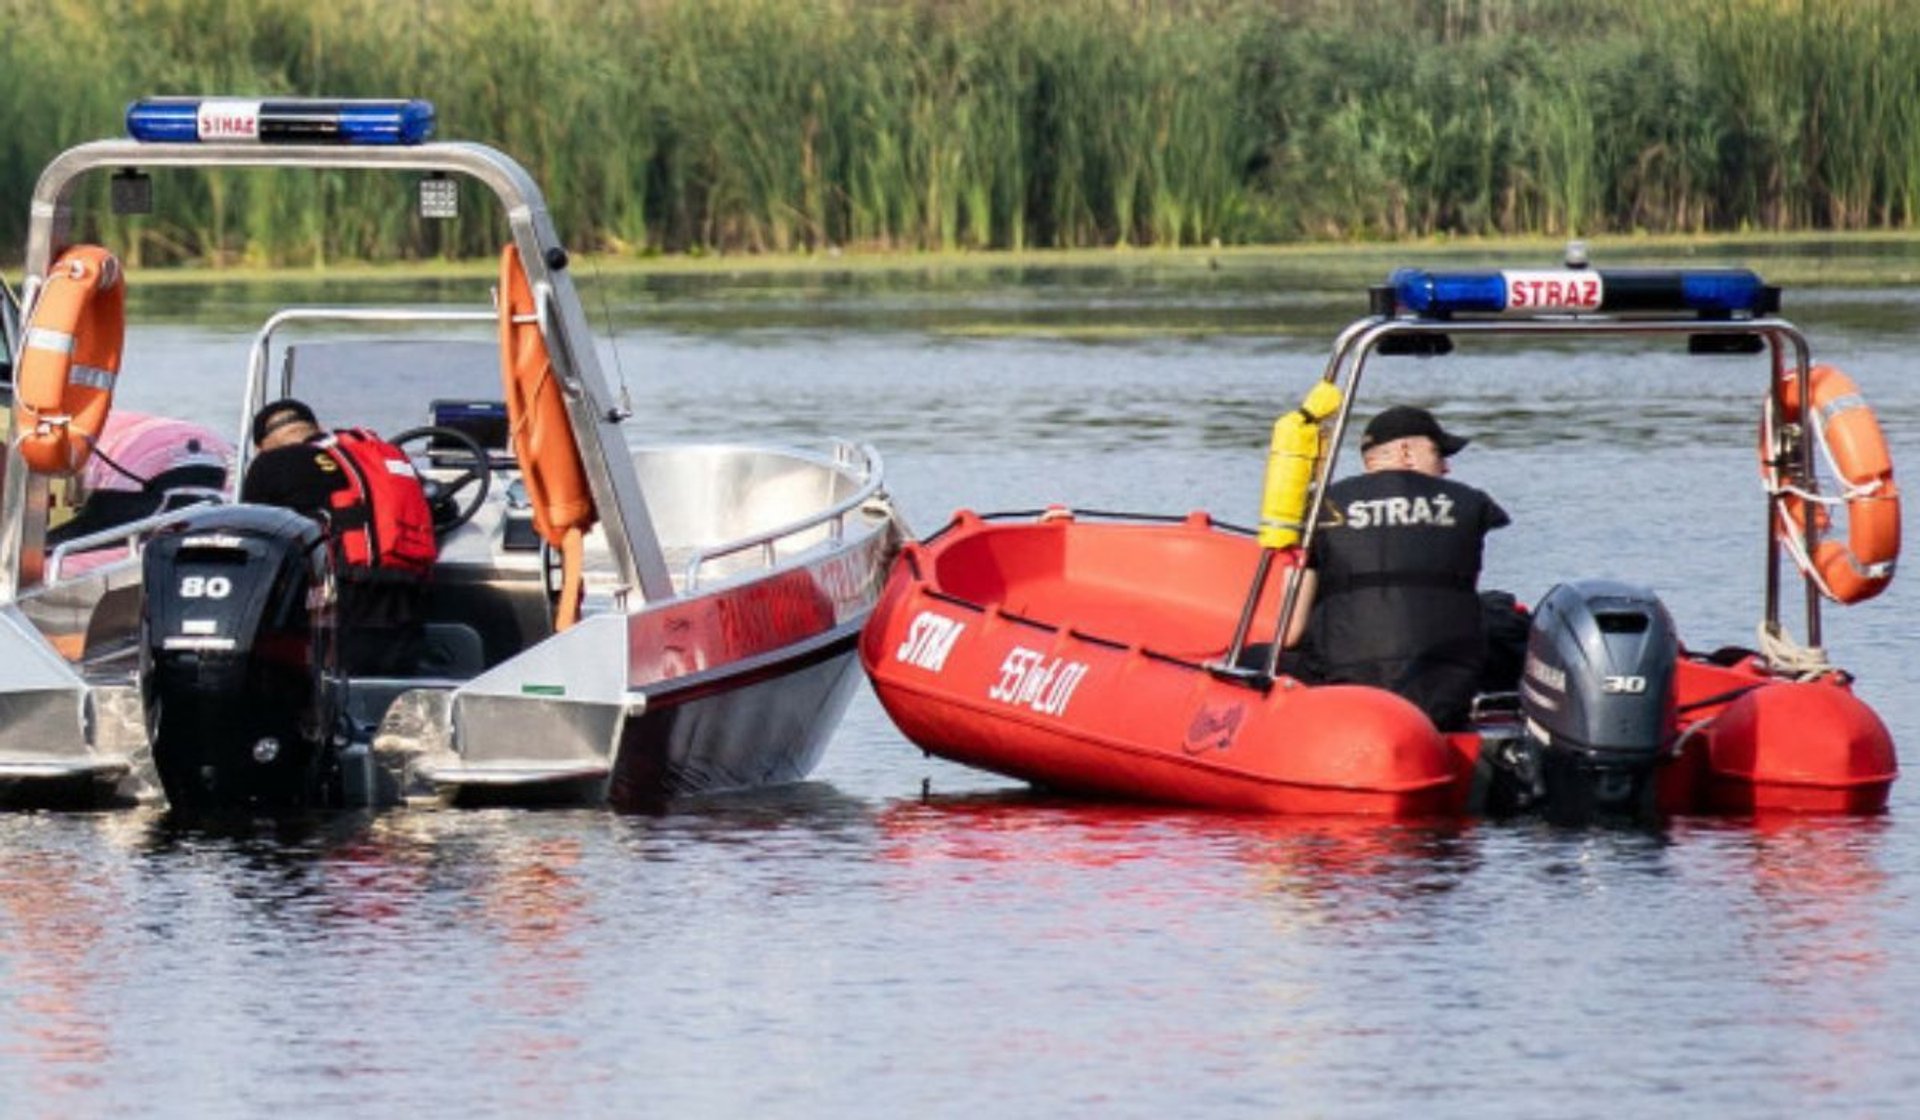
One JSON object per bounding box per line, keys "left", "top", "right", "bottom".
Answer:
{"left": 47, "top": 411, "right": 234, "bottom": 580}
{"left": 81, "top": 410, "right": 233, "bottom": 494}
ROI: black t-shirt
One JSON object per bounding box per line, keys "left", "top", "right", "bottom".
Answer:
{"left": 240, "top": 438, "right": 420, "bottom": 637}
{"left": 1304, "top": 469, "right": 1510, "bottom": 729}
{"left": 239, "top": 441, "right": 350, "bottom": 513}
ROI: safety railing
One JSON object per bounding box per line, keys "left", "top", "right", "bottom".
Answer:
{"left": 680, "top": 441, "right": 888, "bottom": 591}
{"left": 43, "top": 488, "right": 224, "bottom": 586}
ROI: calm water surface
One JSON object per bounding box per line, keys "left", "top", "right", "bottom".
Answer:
{"left": 5, "top": 256, "right": 1920, "bottom": 1117}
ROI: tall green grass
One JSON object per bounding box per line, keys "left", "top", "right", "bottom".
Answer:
{"left": 5, "top": 0, "right": 1920, "bottom": 266}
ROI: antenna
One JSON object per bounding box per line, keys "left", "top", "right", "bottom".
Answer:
{"left": 584, "top": 254, "right": 634, "bottom": 421}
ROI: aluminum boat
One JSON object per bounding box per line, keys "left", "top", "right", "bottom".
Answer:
{"left": 0, "top": 97, "right": 903, "bottom": 811}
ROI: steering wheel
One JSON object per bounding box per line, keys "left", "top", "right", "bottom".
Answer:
{"left": 392, "top": 426, "right": 494, "bottom": 534}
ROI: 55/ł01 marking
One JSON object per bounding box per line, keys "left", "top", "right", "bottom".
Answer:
{"left": 988, "top": 646, "right": 1089, "bottom": 718}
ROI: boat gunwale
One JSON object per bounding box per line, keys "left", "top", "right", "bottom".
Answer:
{"left": 904, "top": 508, "right": 1282, "bottom": 683}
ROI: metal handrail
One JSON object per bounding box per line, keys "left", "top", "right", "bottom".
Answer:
{"left": 680, "top": 441, "right": 887, "bottom": 590}
{"left": 43, "top": 489, "right": 223, "bottom": 585}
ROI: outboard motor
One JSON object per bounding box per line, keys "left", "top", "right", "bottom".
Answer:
{"left": 1516, "top": 579, "right": 1679, "bottom": 820}
{"left": 140, "top": 505, "right": 338, "bottom": 811}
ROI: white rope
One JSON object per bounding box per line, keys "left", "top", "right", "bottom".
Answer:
{"left": 1772, "top": 477, "right": 1884, "bottom": 505}
{"left": 1755, "top": 619, "right": 1832, "bottom": 680}
{"left": 1765, "top": 503, "right": 1834, "bottom": 600}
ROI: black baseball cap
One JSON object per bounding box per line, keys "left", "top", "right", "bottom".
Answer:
{"left": 251, "top": 398, "right": 318, "bottom": 445}
{"left": 1361, "top": 405, "right": 1469, "bottom": 457}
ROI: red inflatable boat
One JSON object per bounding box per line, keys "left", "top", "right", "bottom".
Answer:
{"left": 861, "top": 263, "right": 1899, "bottom": 819}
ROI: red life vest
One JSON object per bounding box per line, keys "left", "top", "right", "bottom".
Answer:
{"left": 321, "top": 429, "right": 438, "bottom": 576}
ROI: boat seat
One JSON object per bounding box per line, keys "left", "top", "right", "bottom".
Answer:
{"left": 418, "top": 622, "right": 487, "bottom": 678}
{"left": 1003, "top": 583, "right": 1242, "bottom": 661}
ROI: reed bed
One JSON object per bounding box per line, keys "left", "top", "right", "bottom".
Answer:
{"left": 4, "top": 0, "right": 1920, "bottom": 266}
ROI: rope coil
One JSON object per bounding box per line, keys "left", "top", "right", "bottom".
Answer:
{"left": 1755, "top": 619, "right": 1832, "bottom": 680}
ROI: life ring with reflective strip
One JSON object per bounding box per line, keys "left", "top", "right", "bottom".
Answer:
{"left": 13, "top": 246, "right": 125, "bottom": 476}
{"left": 1766, "top": 363, "right": 1900, "bottom": 604}
{"left": 499, "top": 244, "right": 596, "bottom": 629}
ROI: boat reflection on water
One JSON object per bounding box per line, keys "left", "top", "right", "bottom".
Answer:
{"left": 876, "top": 791, "right": 1484, "bottom": 927}
{"left": 464, "top": 829, "right": 593, "bottom": 1100}
{"left": 876, "top": 793, "right": 1899, "bottom": 949}
{"left": 1699, "top": 813, "right": 1893, "bottom": 981}
{"left": 122, "top": 810, "right": 600, "bottom": 1110}
{"left": 0, "top": 843, "right": 122, "bottom": 1103}
{"left": 1680, "top": 813, "right": 1896, "bottom": 1102}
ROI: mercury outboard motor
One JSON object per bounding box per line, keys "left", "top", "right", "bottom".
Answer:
{"left": 140, "top": 505, "right": 338, "bottom": 811}
{"left": 1516, "top": 579, "right": 1678, "bottom": 820}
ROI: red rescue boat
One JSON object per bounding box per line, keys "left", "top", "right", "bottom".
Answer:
{"left": 861, "top": 261, "right": 1898, "bottom": 819}
{"left": 863, "top": 510, "right": 1464, "bottom": 816}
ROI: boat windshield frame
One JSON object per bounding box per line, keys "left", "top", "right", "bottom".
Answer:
{"left": 236, "top": 306, "right": 503, "bottom": 485}
{"left": 1267, "top": 309, "right": 1822, "bottom": 668}
{"left": 1, "top": 137, "right": 676, "bottom": 605}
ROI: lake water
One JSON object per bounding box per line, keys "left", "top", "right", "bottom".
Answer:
{"left": 5, "top": 253, "right": 1920, "bottom": 1117}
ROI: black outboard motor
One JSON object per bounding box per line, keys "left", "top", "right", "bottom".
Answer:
{"left": 140, "top": 505, "right": 338, "bottom": 811}
{"left": 1516, "top": 579, "right": 1679, "bottom": 820}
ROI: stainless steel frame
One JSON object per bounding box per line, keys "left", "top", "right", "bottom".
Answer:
{"left": 236, "top": 306, "right": 500, "bottom": 485}
{"left": 1224, "top": 310, "right": 1822, "bottom": 676}
{"left": 6, "top": 138, "right": 674, "bottom": 605}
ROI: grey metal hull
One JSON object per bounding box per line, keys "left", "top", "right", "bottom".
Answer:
{"left": 609, "top": 623, "right": 864, "bottom": 808}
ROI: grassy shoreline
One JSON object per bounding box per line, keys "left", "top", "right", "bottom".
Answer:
{"left": 11, "top": 2, "right": 1920, "bottom": 264}
{"left": 46, "top": 229, "right": 1920, "bottom": 290}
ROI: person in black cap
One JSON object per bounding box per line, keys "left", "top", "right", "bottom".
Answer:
{"left": 242, "top": 398, "right": 434, "bottom": 676}
{"left": 1281, "top": 405, "right": 1511, "bottom": 731}
{"left": 244, "top": 398, "right": 323, "bottom": 478}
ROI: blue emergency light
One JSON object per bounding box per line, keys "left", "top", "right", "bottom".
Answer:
{"left": 125, "top": 98, "right": 436, "bottom": 146}
{"left": 1388, "top": 267, "right": 1774, "bottom": 318}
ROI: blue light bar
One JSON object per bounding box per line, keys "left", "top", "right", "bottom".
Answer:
{"left": 1391, "top": 269, "right": 1508, "bottom": 315}
{"left": 125, "top": 99, "right": 200, "bottom": 143}
{"left": 1388, "top": 267, "right": 1775, "bottom": 318}
{"left": 1676, "top": 271, "right": 1772, "bottom": 314}
{"left": 125, "top": 98, "right": 436, "bottom": 146}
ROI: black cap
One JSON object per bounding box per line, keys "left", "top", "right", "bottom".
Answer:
{"left": 251, "top": 398, "right": 318, "bottom": 445}
{"left": 1361, "top": 405, "right": 1469, "bottom": 456}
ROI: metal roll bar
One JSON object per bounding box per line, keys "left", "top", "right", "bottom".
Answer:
{"left": 6, "top": 137, "right": 675, "bottom": 604}
{"left": 1222, "top": 309, "right": 1821, "bottom": 682}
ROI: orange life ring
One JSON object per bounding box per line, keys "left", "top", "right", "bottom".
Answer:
{"left": 499, "top": 244, "right": 596, "bottom": 628}
{"left": 1766, "top": 363, "right": 1900, "bottom": 604}
{"left": 13, "top": 245, "right": 125, "bottom": 476}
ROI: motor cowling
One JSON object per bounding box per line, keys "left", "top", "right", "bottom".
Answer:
{"left": 1518, "top": 579, "right": 1678, "bottom": 817}
{"left": 140, "top": 504, "right": 338, "bottom": 810}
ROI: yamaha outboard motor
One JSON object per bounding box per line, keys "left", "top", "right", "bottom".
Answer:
{"left": 1517, "top": 579, "right": 1679, "bottom": 821}
{"left": 140, "top": 505, "right": 338, "bottom": 811}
